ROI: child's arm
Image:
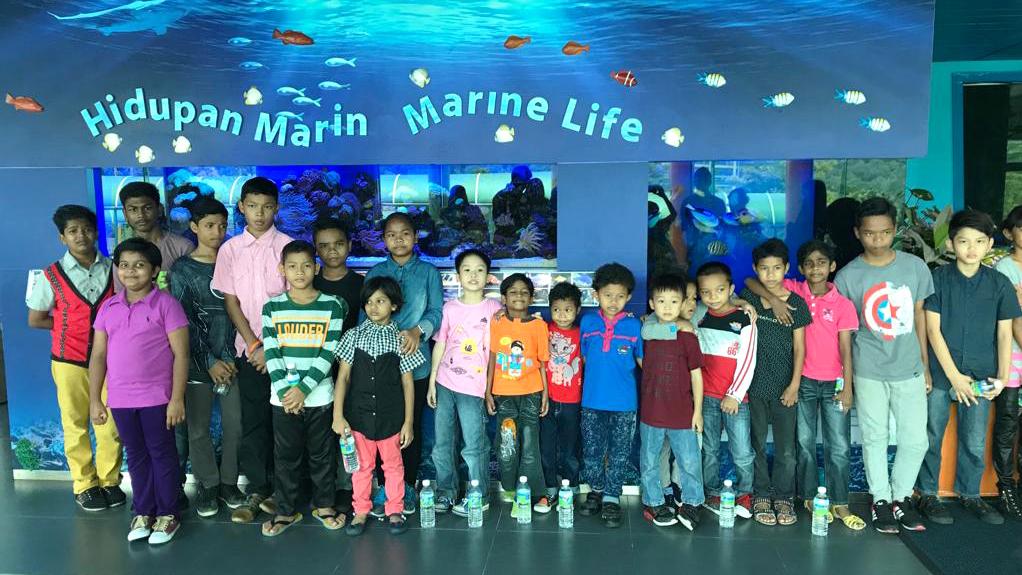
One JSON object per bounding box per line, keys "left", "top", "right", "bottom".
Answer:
{"left": 399, "top": 370, "right": 415, "bottom": 449}
{"left": 925, "top": 310, "right": 975, "bottom": 405}
{"left": 485, "top": 352, "right": 498, "bottom": 415}
{"left": 333, "top": 334, "right": 354, "bottom": 435}
{"left": 88, "top": 329, "right": 110, "bottom": 426}
{"left": 836, "top": 330, "right": 854, "bottom": 412}
{"left": 292, "top": 301, "right": 344, "bottom": 400}
{"left": 1014, "top": 318, "right": 1022, "bottom": 356}
{"left": 261, "top": 303, "right": 291, "bottom": 408}
{"left": 426, "top": 341, "right": 446, "bottom": 409}
{"left": 781, "top": 326, "right": 805, "bottom": 407}
{"left": 27, "top": 309, "right": 53, "bottom": 330}
{"left": 166, "top": 326, "right": 189, "bottom": 429}
{"left": 916, "top": 300, "right": 931, "bottom": 393}
{"left": 723, "top": 322, "right": 757, "bottom": 414}
{"left": 743, "top": 278, "right": 794, "bottom": 326}
{"left": 641, "top": 314, "right": 678, "bottom": 341}
{"left": 690, "top": 367, "right": 704, "bottom": 433}
{"left": 225, "top": 294, "right": 264, "bottom": 369}
{"left": 538, "top": 361, "right": 549, "bottom": 417}
{"left": 997, "top": 318, "right": 1014, "bottom": 391}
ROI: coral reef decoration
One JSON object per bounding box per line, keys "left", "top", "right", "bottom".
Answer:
{"left": 514, "top": 222, "right": 545, "bottom": 255}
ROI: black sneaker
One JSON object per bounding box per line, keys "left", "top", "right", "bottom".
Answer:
{"left": 871, "top": 500, "right": 899, "bottom": 534}
{"left": 963, "top": 497, "right": 1004, "bottom": 525}
{"left": 601, "top": 502, "right": 623, "bottom": 528}
{"left": 916, "top": 494, "right": 953, "bottom": 525}
{"left": 219, "top": 484, "right": 246, "bottom": 509}
{"left": 76, "top": 487, "right": 108, "bottom": 512}
{"left": 643, "top": 504, "right": 678, "bottom": 527}
{"left": 664, "top": 492, "right": 679, "bottom": 512}
{"left": 998, "top": 485, "right": 1022, "bottom": 520}
{"left": 196, "top": 485, "right": 220, "bottom": 518}
{"left": 676, "top": 504, "right": 701, "bottom": 531}
{"left": 579, "top": 492, "right": 602, "bottom": 516}
{"left": 102, "top": 486, "right": 127, "bottom": 508}
{"left": 894, "top": 497, "right": 926, "bottom": 531}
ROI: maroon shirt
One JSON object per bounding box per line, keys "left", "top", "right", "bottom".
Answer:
{"left": 640, "top": 331, "right": 703, "bottom": 429}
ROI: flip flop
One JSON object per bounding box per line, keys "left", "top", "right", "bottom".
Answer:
{"left": 261, "top": 513, "right": 302, "bottom": 537}
{"left": 313, "top": 508, "right": 346, "bottom": 530}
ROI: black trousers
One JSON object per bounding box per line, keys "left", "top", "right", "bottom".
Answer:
{"left": 237, "top": 356, "right": 275, "bottom": 497}
{"left": 750, "top": 395, "right": 798, "bottom": 499}
{"left": 993, "top": 387, "right": 1021, "bottom": 488}
{"left": 272, "top": 404, "right": 337, "bottom": 516}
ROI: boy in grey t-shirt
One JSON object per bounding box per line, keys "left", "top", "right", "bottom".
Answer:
{"left": 834, "top": 198, "right": 933, "bottom": 535}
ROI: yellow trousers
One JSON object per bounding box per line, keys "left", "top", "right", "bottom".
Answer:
{"left": 51, "top": 361, "right": 122, "bottom": 493}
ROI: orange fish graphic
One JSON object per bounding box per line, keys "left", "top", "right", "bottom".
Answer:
{"left": 273, "top": 28, "right": 314, "bottom": 45}
{"left": 5, "top": 93, "right": 43, "bottom": 112}
{"left": 504, "top": 35, "right": 531, "bottom": 49}
{"left": 562, "top": 41, "right": 590, "bottom": 55}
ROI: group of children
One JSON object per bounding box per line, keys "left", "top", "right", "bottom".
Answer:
{"left": 26, "top": 180, "right": 1022, "bottom": 545}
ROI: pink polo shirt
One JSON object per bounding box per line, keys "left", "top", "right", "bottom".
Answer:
{"left": 94, "top": 288, "right": 189, "bottom": 408}
{"left": 784, "top": 279, "right": 858, "bottom": 381}
{"left": 211, "top": 225, "right": 292, "bottom": 356}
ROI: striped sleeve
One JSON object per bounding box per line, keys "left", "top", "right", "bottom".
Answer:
{"left": 725, "top": 321, "right": 757, "bottom": 402}
{"left": 262, "top": 299, "right": 289, "bottom": 401}
{"left": 298, "top": 297, "right": 344, "bottom": 395}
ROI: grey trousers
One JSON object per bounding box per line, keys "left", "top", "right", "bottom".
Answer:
{"left": 185, "top": 381, "right": 242, "bottom": 488}
{"left": 854, "top": 374, "right": 929, "bottom": 502}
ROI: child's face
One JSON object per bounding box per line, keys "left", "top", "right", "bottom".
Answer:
{"left": 116, "top": 251, "right": 158, "bottom": 292}
{"left": 364, "top": 289, "right": 397, "bottom": 324}
{"left": 239, "top": 193, "right": 278, "bottom": 234}
{"left": 697, "top": 273, "right": 734, "bottom": 311}
{"left": 457, "top": 254, "right": 488, "bottom": 293}
{"left": 59, "top": 218, "right": 97, "bottom": 259}
{"left": 280, "top": 252, "right": 318, "bottom": 290}
{"left": 754, "top": 256, "right": 788, "bottom": 291}
{"left": 383, "top": 219, "right": 416, "bottom": 259}
{"left": 550, "top": 298, "right": 579, "bottom": 329}
{"left": 595, "top": 283, "right": 632, "bottom": 317}
{"left": 501, "top": 280, "right": 534, "bottom": 313}
{"left": 314, "top": 228, "right": 350, "bottom": 270}
{"left": 1004, "top": 225, "right": 1022, "bottom": 250}
{"left": 855, "top": 214, "right": 895, "bottom": 256}
{"left": 190, "top": 214, "right": 227, "bottom": 251}
{"left": 947, "top": 227, "right": 993, "bottom": 266}
{"left": 680, "top": 283, "right": 697, "bottom": 320}
{"left": 122, "top": 196, "right": 160, "bottom": 235}
{"left": 649, "top": 288, "right": 685, "bottom": 323}
{"left": 798, "top": 250, "right": 835, "bottom": 286}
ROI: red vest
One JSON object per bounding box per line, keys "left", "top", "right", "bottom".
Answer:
{"left": 45, "top": 261, "right": 113, "bottom": 366}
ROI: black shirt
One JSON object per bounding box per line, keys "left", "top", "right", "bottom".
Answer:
{"left": 314, "top": 269, "right": 364, "bottom": 334}
{"left": 739, "top": 288, "right": 812, "bottom": 399}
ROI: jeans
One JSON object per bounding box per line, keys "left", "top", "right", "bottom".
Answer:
{"left": 796, "top": 377, "right": 851, "bottom": 504}
{"left": 917, "top": 388, "right": 992, "bottom": 498}
{"left": 432, "top": 385, "right": 490, "bottom": 499}
{"left": 581, "top": 408, "right": 637, "bottom": 502}
{"left": 639, "top": 423, "right": 704, "bottom": 507}
{"left": 750, "top": 395, "right": 797, "bottom": 499}
{"left": 539, "top": 400, "right": 581, "bottom": 494}
{"left": 495, "top": 393, "right": 545, "bottom": 494}
{"left": 855, "top": 374, "right": 928, "bottom": 502}
{"left": 701, "top": 396, "right": 754, "bottom": 497}
{"left": 993, "top": 387, "right": 1021, "bottom": 488}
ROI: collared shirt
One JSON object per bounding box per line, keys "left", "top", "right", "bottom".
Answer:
{"left": 337, "top": 319, "right": 426, "bottom": 373}
{"left": 783, "top": 279, "right": 858, "bottom": 381}
{"left": 580, "top": 310, "right": 643, "bottom": 411}
{"left": 211, "top": 226, "right": 293, "bottom": 356}
{"left": 26, "top": 251, "right": 112, "bottom": 310}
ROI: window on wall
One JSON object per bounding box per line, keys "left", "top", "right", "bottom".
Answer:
{"left": 963, "top": 82, "right": 1022, "bottom": 222}
{"left": 812, "top": 159, "right": 907, "bottom": 205}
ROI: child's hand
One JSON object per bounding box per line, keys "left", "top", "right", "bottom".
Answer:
{"left": 399, "top": 421, "right": 414, "bottom": 449}
{"left": 539, "top": 392, "right": 549, "bottom": 417}
{"left": 485, "top": 392, "right": 497, "bottom": 415}
{"left": 166, "top": 399, "right": 185, "bottom": 430}
{"left": 493, "top": 309, "right": 507, "bottom": 321}
{"left": 835, "top": 387, "right": 853, "bottom": 413}
{"left": 734, "top": 299, "right": 759, "bottom": 323}
{"left": 209, "top": 361, "right": 234, "bottom": 385}
{"left": 283, "top": 387, "right": 307, "bottom": 412}
{"left": 768, "top": 295, "right": 795, "bottom": 326}
{"left": 691, "top": 412, "right": 703, "bottom": 433}
{"left": 399, "top": 329, "right": 421, "bottom": 355}
{"left": 721, "top": 396, "right": 740, "bottom": 415}
{"left": 949, "top": 372, "right": 978, "bottom": 405}
{"left": 426, "top": 383, "right": 438, "bottom": 409}
{"left": 333, "top": 416, "right": 351, "bottom": 437}
{"left": 90, "top": 400, "right": 109, "bottom": 426}
{"left": 249, "top": 348, "right": 267, "bottom": 373}
{"left": 676, "top": 319, "right": 695, "bottom": 333}
{"left": 780, "top": 383, "right": 799, "bottom": 407}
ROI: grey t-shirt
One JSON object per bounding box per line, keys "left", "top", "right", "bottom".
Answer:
{"left": 834, "top": 251, "right": 934, "bottom": 381}
{"left": 994, "top": 256, "right": 1022, "bottom": 355}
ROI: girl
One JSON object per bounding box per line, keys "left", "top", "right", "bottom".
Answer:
{"left": 334, "top": 276, "right": 425, "bottom": 536}
{"left": 994, "top": 206, "right": 1022, "bottom": 520}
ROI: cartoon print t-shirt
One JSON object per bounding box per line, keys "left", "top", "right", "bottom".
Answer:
{"left": 434, "top": 298, "right": 503, "bottom": 398}
{"left": 546, "top": 322, "right": 582, "bottom": 403}
{"left": 490, "top": 315, "right": 550, "bottom": 396}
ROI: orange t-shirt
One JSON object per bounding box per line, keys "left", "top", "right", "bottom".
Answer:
{"left": 490, "top": 316, "right": 550, "bottom": 396}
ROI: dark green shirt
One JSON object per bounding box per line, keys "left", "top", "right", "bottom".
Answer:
{"left": 739, "top": 288, "right": 812, "bottom": 399}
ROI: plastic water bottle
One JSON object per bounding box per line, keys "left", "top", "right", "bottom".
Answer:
{"left": 420, "top": 480, "right": 436, "bottom": 528}
{"left": 834, "top": 378, "right": 845, "bottom": 410}
{"left": 467, "top": 480, "right": 484, "bottom": 528}
{"left": 719, "top": 479, "right": 736, "bottom": 528}
{"left": 515, "top": 476, "right": 532, "bottom": 524}
{"left": 340, "top": 432, "right": 359, "bottom": 473}
{"left": 557, "top": 479, "right": 573, "bottom": 529}
{"left": 812, "top": 486, "right": 830, "bottom": 537}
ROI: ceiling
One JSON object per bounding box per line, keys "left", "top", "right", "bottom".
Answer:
{"left": 934, "top": 0, "right": 1022, "bottom": 61}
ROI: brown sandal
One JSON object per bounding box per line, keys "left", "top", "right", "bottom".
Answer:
{"left": 753, "top": 497, "right": 776, "bottom": 525}
{"left": 774, "top": 499, "right": 797, "bottom": 526}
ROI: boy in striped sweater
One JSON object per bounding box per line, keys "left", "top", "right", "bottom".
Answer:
{"left": 260, "top": 240, "right": 347, "bottom": 536}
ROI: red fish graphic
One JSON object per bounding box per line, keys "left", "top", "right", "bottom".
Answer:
{"left": 611, "top": 70, "right": 637, "bottom": 87}
{"left": 273, "top": 28, "right": 314, "bottom": 45}
{"left": 504, "top": 35, "right": 531, "bottom": 49}
{"left": 5, "top": 93, "right": 44, "bottom": 112}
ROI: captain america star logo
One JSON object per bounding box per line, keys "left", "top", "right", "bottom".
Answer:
{"left": 862, "top": 281, "right": 915, "bottom": 341}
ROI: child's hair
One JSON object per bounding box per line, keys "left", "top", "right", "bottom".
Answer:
{"left": 382, "top": 211, "right": 416, "bottom": 233}
{"left": 188, "top": 195, "right": 228, "bottom": 223}
{"left": 312, "top": 216, "right": 351, "bottom": 243}
{"left": 113, "top": 237, "right": 162, "bottom": 268}
{"left": 855, "top": 197, "right": 897, "bottom": 228}
{"left": 1002, "top": 205, "right": 1022, "bottom": 234}
{"left": 649, "top": 270, "right": 689, "bottom": 297}
{"left": 500, "top": 273, "right": 535, "bottom": 296}
{"left": 118, "top": 181, "right": 160, "bottom": 206}
{"left": 752, "top": 238, "right": 790, "bottom": 266}
{"left": 240, "top": 176, "right": 279, "bottom": 202}
{"left": 696, "top": 261, "right": 733, "bottom": 284}
{"left": 593, "top": 262, "right": 635, "bottom": 293}
{"left": 549, "top": 282, "right": 583, "bottom": 308}
{"left": 280, "top": 240, "right": 317, "bottom": 263}
{"left": 361, "top": 276, "right": 404, "bottom": 312}
{"left": 949, "top": 209, "right": 996, "bottom": 239}
{"left": 454, "top": 248, "right": 491, "bottom": 272}
{"left": 52, "top": 204, "right": 97, "bottom": 233}
{"left": 796, "top": 239, "right": 835, "bottom": 266}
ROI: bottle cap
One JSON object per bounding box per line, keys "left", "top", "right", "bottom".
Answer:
{"left": 422, "top": 480, "right": 430, "bottom": 487}
{"left": 286, "top": 362, "right": 296, "bottom": 370}
{"left": 470, "top": 479, "right": 479, "bottom": 486}
{"left": 519, "top": 475, "right": 527, "bottom": 482}
{"left": 562, "top": 479, "right": 570, "bottom": 486}
{"left": 818, "top": 486, "right": 827, "bottom": 494}
{"left": 723, "top": 479, "right": 733, "bottom": 487}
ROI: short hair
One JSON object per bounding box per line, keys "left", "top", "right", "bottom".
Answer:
{"left": 119, "top": 181, "right": 160, "bottom": 206}
{"left": 752, "top": 238, "right": 790, "bottom": 266}
{"left": 855, "top": 197, "right": 897, "bottom": 228}
{"left": 113, "top": 237, "right": 162, "bottom": 268}
{"left": 312, "top": 216, "right": 350, "bottom": 243}
{"left": 549, "top": 282, "right": 582, "bottom": 308}
{"left": 361, "top": 276, "right": 404, "bottom": 312}
{"left": 280, "top": 239, "right": 317, "bottom": 263}
{"left": 696, "top": 261, "right": 732, "bottom": 284}
{"left": 188, "top": 195, "right": 228, "bottom": 223}
{"left": 500, "top": 273, "right": 535, "bottom": 296}
{"left": 796, "top": 239, "right": 836, "bottom": 266}
{"left": 949, "top": 209, "right": 996, "bottom": 240}
{"left": 649, "top": 270, "right": 689, "bottom": 297}
{"left": 240, "top": 176, "right": 279, "bottom": 202}
{"left": 382, "top": 211, "right": 415, "bottom": 233}
{"left": 52, "top": 204, "right": 97, "bottom": 233}
{"left": 455, "top": 248, "right": 491, "bottom": 272}
{"left": 1002, "top": 205, "right": 1022, "bottom": 233}
{"left": 593, "top": 262, "right": 635, "bottom": 293}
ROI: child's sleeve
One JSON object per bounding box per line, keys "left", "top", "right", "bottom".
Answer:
{"left": 642, "top": 315, "right": 678, "bottom": 341}
{"left": 997, "top": 274, "right": 1022, "bottom": 321}
{"left": 298, "top": 300, "right": 344, "bottom": 396}
{"left": 725, "top": 321, "right": 757, "bottom": 402}
{"left": 633, "top": 317, "right": 644, "bottom": 361}
{"left": 433, "top": 302, "right": 451, "bottom": 344}
{"left": 537, "top": 321, "right": 550, "bottom": 362}
{"left": 25, "top": 269, "right": 55, "bottom": 312}
{"left": 261, "top": 300, "right": 288, "bottom": 401}
{"left": 336, "top": 330, "right": 355, "bottom": 367}
{"left": 793, "top": 297, "right": 813, "bottom": 330}
{"left": 399, "top": 335, "right": 427, "bottom": 374}
{"left": 838, "top": 298, "right": 859, "bottom": 332}
{"left": 923, "top": 272, "right": 942, "bottom": 315}
{"left": 210, "top": 243, "right": 235, "bottom": 295}
{"left": 418, "top": 265, "right": 444, "bottom": 340}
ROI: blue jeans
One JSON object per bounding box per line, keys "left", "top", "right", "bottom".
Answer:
{"left": 539, "top": 400, "right": 581, "bottom": 495}
{"left": 917, "top": 388, "right": 992, "bottom": 498}
{"left": 701, "top": 396, "right": 754, "bottom": 497}
{"left": 581, "top": 408, "right": 636, "bottom": 502}
{"left": 495, "top": 392, "right": 545, "bottom": 494}
{"left": 639, "top": 423, "right": 704, "bottom": 507}
{"left": 796, "top": 377, "right": 852, "bottom": 504}
{"left": 431, "top": 385, "right": 490, "bottom": 500}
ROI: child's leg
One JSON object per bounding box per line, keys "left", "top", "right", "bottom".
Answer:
{"left": 853, "top": 375, "right": 895, "bottom": 502}
{"left": 137, "top": 404, "right": 181, "bottom": 518}
{"left": 770, "top": 398, "right": 798, "bottom": 500}
{"left": 700, "top": 397, "right": 724, "bottom": 496}
{"left": 351, "top": 431, "right": 380, "bottom": 516}
{"left": 237, "top": 357, "right": 275, "bottom": 498}
{"left": 270, "top": 406, "right": 304, "bottom": 517}
{"left": 639, "top": 423, "right": 668, "bottom": 507}
{"left": 796, "top": 378, "right": 822, "bottom": 500}
{"left": 819, "top": 385, "right": 852, "bottom": 506}
{"left": 110, "top": 408, "right": 154, "bottom": 516}
{"left": 556, "top": 402, "right": 582, "bottom": 489}
{"left": 888, "top": 374, "right": 928, "bottom": 502}
{"left": 993, "top": 388, "right": 1022, "bottom": 488}
{"left": 495, "top": 395, "right": 523, "bottom": 492}
{"left": 52, "top": 362, "right": 120, "bottom": 493}
{"left": 378, "top": 434, "right": 407, "bottom": 516}
{"left": 185, "top": 383, "right": 219, "bottom": 489}
{"left": 455, "top": 391, "right": 491, "bottom": 499}
{"left": 722, "top": 401, "right": 754, "bottom": 497}
{"left": 401, "top": 377, "right": 430, "bottom": 487}
{"left": 219, "top": 383, "right": 243, "bottom": 486}
{"left": 953, "top": 397, "right": 994, "bottom": 498}
{"left": 603, "top": 411, "right": 637, "bottom": 503}
{"left": 667, "top": 428, "right": 705, "bottom": 507}
{"left": 658, "top": 439, "right": 673, "bottom": 496}
{"left": 431, "top": 385, "right": 459, "bottom": 499}
{"left": 517, "top": 392, "right": 545, "bottom": 495}
{"left": 305, "top": 406, "right": 338, "bottom": 510}
{"left": 748, "top": 396, "right": 772, "bottom": 498}
{"left": 580, "top": 408, "right": 610, "bottom": 494}
{"left": 914, "top": 381, "right": 952, "bottom": 499}
{"left": 539, "top": 399, "right": 560, "bottom": 496}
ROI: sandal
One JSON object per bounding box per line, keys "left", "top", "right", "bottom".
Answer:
{"left": 803, "top": 499, "right": 834, "bottom": 523}
{"left": 753, "top": 497, "right": 776, "bottom": 526}
{"left": 388, "top": 513, "right": 408, "bottom": 535}
{"left": 774, "top": 499, "right": 797, "bottom": 526}
{"left": 346, "top": 514, "right": 368, "bottom": 537}
{"left": 313, "top": 508, "right": 346, "bottom": 530}
{"left": 261, "top": 513, "right": 302, "bottom": 537}
{"left": 833, "top": 505, "right": 866, "bottom": 531}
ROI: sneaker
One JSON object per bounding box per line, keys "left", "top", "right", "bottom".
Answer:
{"left": 643, "top": 504, "right": 678, "bottom": 527}
{"left": 702, "top": 495, "right": 721, "bottom": 516}
{"left": 998, "top": 485, "right": 1022, "bottom": 520}
{"left": 735, "top": 494, "right": 753, "bottom": 519}
{"left": 127, "top": 515, "right": 153, "bottom": 542}
{"left": 102, "top": 486, "right": 127, "bottom": 508}
{"left": 75, "top": 487, "right": 108, "bottom": 512}
{"left": 402, "top": 485, "right": 417, "bottom": 516}
{"left": 916, "top": 494, "right": 953, "bottom": 525}
{"left": 676, "top": 504, "right": 701, "bottom": 531}
{"left": 195, "top": 485, "right": 220, "bottom": 518}
{"left": 579, "top": 492, "right": 602, "bottom": 516}
{"left": 871, "top": 500, "right": 900, "bottom": 534}
{"left": 369, "top": 503, "right": 387, "bottom": 519}
{"left": 219, "top": 484, "right": 246, "bottom": 509}
{"left": 231, "top": 493, "right": 266, "bottom": 524}
{"left": 435, "top": 495, "right": 454, "bottom": 514}
{"left": 894, "top": 497, "right": 926, "bottom": 531}
{"left": 963, "top": 497, "right": 1004, "bottom": 525}
{"left": 452, "top": 497, "right": 490, "bottom": 517}
{"left": 601, "top": 502, "right": 623, "bottom": 528}
{"left": 148, "top": 515, "right": 180, "bottom": 545}
{"left": 664, "top": 492, "right": 680, "bottom": 512}
{"left": 533, "top": 496, "right": 553, "bottom": 514}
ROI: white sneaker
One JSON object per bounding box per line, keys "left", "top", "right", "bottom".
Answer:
{"left": 148, "top": 515, "right": 180, "bottom": 545}
{"left": 127, "top": 515, "right": 153, "bottom": 542}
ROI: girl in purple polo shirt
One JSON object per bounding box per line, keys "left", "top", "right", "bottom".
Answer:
{"left": 89, "top": 238, "right": 190, "bottom": 546}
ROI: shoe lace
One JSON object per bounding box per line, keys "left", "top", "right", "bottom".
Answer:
{"left": 152, "top": 516, "right": 174, "bottom": 532}
{"left": 1004, "top": 489, "right": 1021, "bottom": 513}
{"left": 131, "top": 515, "right": 151, "bottom": 529}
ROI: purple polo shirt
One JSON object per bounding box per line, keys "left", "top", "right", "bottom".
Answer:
{"left": 94, "top": 287, "right": 189, "bottom": 408}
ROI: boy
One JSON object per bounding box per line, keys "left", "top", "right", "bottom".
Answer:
{"left": 363, "top": 212, "right": 443, "bottom": 514}
{"left": 485, "top": 273, "right": 550, "bottom": 508}
{"left": 427, "top": 249, "right": 502, "bottom": 515}
{"left": 834, "top": 197, "right": 933, "bottom": 534}
{"left": 116, "top": 182, "right": 194, "bottom": 290}
{"left": 578, "top": 262, "right": 643, "bottom": 529}
{"left": 260, "top": 240, "right": 346, "bottom": 535}
{"left": 536, "top": 281, "right": 584, "bottom": 513}
{"left": 639, "top": 271, "right": 705, "bottom": 531}
{"left": 169, "top": 196, "right": 245, "bottom": 517}
{"left": 993, "top": 205, "right": 1022, "bottom": 519}
{"left": 696, "top": 262, "right": 756, "bottom": 521}
{"left": 26, "top": 205, "right": 123, "bottom": 511}
{"left": 916, "top": 210, "right": 1021, "bottom": 526}
{"left": 211, "top": 176, "right": 293, "bottom": 523}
